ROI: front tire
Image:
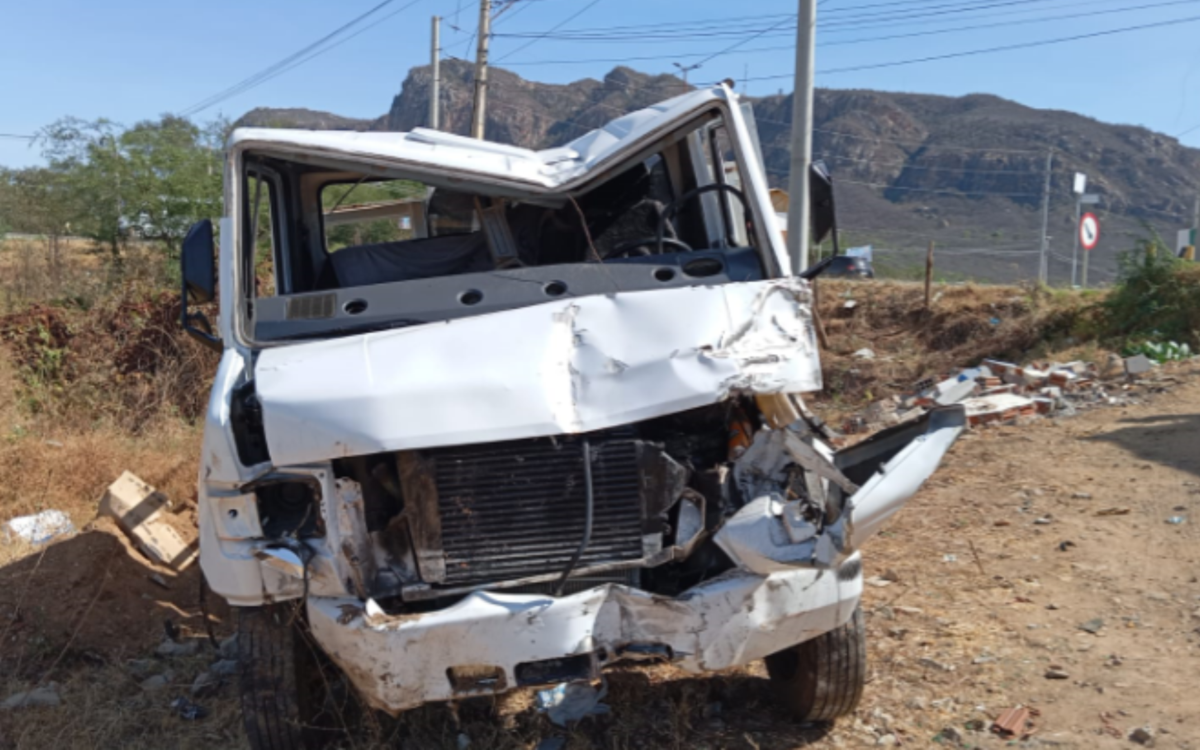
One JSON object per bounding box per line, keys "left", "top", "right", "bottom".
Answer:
{"left": 764, "top": 606, "right": 866, "bottom": 722}
{"left": 237, "top": 605, "right": 348, "bottom": 750}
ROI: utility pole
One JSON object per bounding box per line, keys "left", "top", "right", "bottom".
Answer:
{"left": 470, "top": 0, "right": 492, "bottom": 140}
{"left": 673, "top": 62, "right": 702, "bottom": 91}
{"left": 1193, "top": 194, "right": 1199, "bottom": 250}
{"left": 1038, "top": 149, "right": 1052, "bottom": 285}
{"left": 430, "top": 16, "right": 441, "bottom": 130}
{"left": 786, "top": 0, "right": 817, "bottom": 275}
{"left": 1071, "top": 198, "right": 1081, "bottom": 287}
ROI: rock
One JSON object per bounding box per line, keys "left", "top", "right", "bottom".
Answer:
{"left": 876, "top": 734, "right": 898, "bottom": 747}
{"left": 140, "top": 671, "right": 174, "bottom": 692}
{"left": 1, "top": 686, "right": 61, "bottom": 711}
{"left": 854, "top": 348, "right": 876, "bottom": 360}
{"left": 939, "top": 726, "right": 964, "bottom": 745}
{"left": 219, "top": 635, "right": 238, "bottom": 660}
{"left": 1079, "top": 618, "right": 1105, "bottom": 634}
{"left": 156, "top": 639, "right": 201, "bottom": 658}
{"left": 1044, "top": 666, "right": 1070, "bottom": 679}
{"left": 1129, "top": 727, "right": 1155, "bottom": 746}
{"left": 917, "top": 657, "right": 955, "bottom": 672}
{"left": 1072, "top": 492, "right": 1093, "bottom": 500}
{"left": 1124, "top": 355, "right": 1153, "bottom": 376}
{"left": 211, "top": 659, "right": 240, "bottom": 677}
{"left": 191, "top": 671, "right": 219, "bottom": 698}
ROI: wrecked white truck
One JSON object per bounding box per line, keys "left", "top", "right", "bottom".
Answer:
{"left": 179, "top": 86, "right": 964, "bottom": 748}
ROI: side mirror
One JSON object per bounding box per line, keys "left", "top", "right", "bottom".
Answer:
{"left": 798, "top": 161, "right": 842, "bottom": 281}
{"left": 181, "top": 219, "right": 222, "bottom": 352}
{"left": 809, "top": 160, "right": 838, "bottom": 248}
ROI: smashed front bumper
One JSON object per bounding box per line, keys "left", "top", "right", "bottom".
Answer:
{"left": 307, "top": 560, "right": 862, "bottom": 715}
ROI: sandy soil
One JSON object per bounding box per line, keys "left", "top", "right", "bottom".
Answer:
{"left": 2, "top": 361, "right": 1198, "bottom": 749}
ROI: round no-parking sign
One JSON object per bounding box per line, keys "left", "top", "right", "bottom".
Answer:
{"left": 1080, "top": 213, "right": 1100, "bottom": 251}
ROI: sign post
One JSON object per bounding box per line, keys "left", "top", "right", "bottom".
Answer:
{"left": 1079, "top": 211, "right": 1100, "bottom": 288}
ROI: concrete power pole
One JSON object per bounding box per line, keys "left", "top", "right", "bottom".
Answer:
{"left": 786, "top": 0, "right": 817, "bottom": 276}
{"left": 1037, "top": 149, "right": 1053, "bottom": 285}
{"left": 470, "top": 0, "right": 492, "bottom": 140}
{"left": 430, "top": 16, "right": 441, "bottom": 131}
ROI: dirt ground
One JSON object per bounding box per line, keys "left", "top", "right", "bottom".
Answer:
{"left": 3, "top": 359, "right": 1200, "bottom": 748}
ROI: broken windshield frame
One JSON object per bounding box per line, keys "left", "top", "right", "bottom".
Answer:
{"left": 229, "top": 100, "right": 780, "bottom": 349}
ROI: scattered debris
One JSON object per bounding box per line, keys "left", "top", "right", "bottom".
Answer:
{"left": 170, "top": 697, "right": 208, "bottom": 721}
{"left": 1166, "top": 516, "right": 1186, "bottom": 525}
{"left": 191, "top": 671, "right": 219, "bottom": 698}
{"left": 536, "top": 681, "right": 610, "bottom": 727}
{"left": 0, "top": 685, "right": 61, "bottom": 711}
{"left": 917, "top": 657, "right": 955, "bottom": 672}
{"left": 942, "top": 554, "right": 958, "bottom": 563}
{"left": 101, "top": 471, "right": 197, "bottom": 570}
{"left": 1096, "top": 507, "right": 1132, "bottom": 517}
{"left": 139, "top": 673, "right": 173, "bottom": 692}
{"left": 854, "top": 348, "right": 876, "bottom": 360}
{"left": 991, "top": 706, "right": 1035, "bottom": 738}
{"left": 211, "top": 659, "right": 239, "bottom": 677}
{"left": 1072, "top": 492, "right": 1093, "bottom": 500}
{"left": 1128, "top": 726, "right": 1155, "bottom": 746}
{"left": 1044, "top": 665, "right": 1070, "bottom": 679}
{"left": 1124, "top": 354, "right": 1153, "bottom": 376}
{"left": 2, "top": 510, "right": 75, "bottom": 545}
{"left": 1079, "top": 618, "right": 1105, "bottom": 634}
{"left": 148, "top": 573, "right": 171, "bottom": 589}
{"left": 936, "top": 726, "right": 964, "bottom": 745}
{"left": 838, "top": 351, "right": 1181, "bottom": 440}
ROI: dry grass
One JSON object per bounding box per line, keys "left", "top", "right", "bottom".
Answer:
{"left": 811, "top": 279, "right": 1099, "bottom": 420}
{"left": 0, "top": 260, "right": 1137, "bottom": 749}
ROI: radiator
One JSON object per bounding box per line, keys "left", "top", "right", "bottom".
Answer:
{"left": 429, "top": 432, "right": 645, "bottom": 588}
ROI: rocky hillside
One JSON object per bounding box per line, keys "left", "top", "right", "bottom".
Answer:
{"left": 238, "top": 61, "right": 1200, "bottom": 284}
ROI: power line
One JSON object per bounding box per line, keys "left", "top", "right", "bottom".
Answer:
{"left": 0, "top": 134, "right": 36, "bottom": 140}
{"left": 496, "top": 0, "right": 1200, "bottom": 66}
{"left": 733, "top": 12, "right": 1200, "bottom": 79}
{"left": 181, "top": 0, "right": 426, "bottom": 117}
{"left": 493, "top": 0, "right": 608, "bottom": 63}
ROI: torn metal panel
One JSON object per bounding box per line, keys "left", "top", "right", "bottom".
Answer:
{"left": 307, "top": 561, "right": 859, "bottom": 714}
{"left": 719, "top": 407, "right": 965, "bottom": 573}
{"left": 840, "top": 406, "right": 966, "bottom": 549}
{"left": 255, "top": 279, "right": 820, "bottom": 466}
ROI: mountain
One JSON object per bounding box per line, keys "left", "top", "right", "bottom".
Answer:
{"left": 239, "top": 61, "right": 1200, "bottom": 284}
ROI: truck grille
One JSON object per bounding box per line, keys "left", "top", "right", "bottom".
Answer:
{"left": 429, "top": 432, "right": 645, "bottom": 587}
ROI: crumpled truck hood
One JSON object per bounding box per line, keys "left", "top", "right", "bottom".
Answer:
{"left": 254, "top": 279, "right": 821, "bottom": 465}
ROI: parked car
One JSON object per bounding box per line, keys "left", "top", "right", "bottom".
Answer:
{"left": 824, "top": 255, "right": 875, "bottom": 279}
{"left": 179, "top": 85, "right": 962, "bottom": 749}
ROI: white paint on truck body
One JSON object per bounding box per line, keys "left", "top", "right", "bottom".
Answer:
{"left": 254, "top": 278, "right": 821, "bottom": 466}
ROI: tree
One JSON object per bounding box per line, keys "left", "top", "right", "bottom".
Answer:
{"left": 39, "top": 117, "right": 127, "bottom": 258}
{"left": 36, "top": 114, "right": 225, "bottom": 258}
{"left": 120, "top": 115, "right": 224, "bottom": 256}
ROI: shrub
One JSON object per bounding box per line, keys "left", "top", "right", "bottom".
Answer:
{"left": 1100, "top": 230, "right": 1200, "bottom": 348}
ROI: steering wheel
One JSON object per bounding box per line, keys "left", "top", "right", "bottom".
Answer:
{"left": 656, "top": 183, "right": 753, "bottom": 255}
{"left": 603, "top": 236, "right": 693, "bottom": 260}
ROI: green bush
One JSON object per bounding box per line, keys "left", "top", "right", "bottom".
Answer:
{"left": 1100, "top": 230, "right": 1200, "bottom": 348}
